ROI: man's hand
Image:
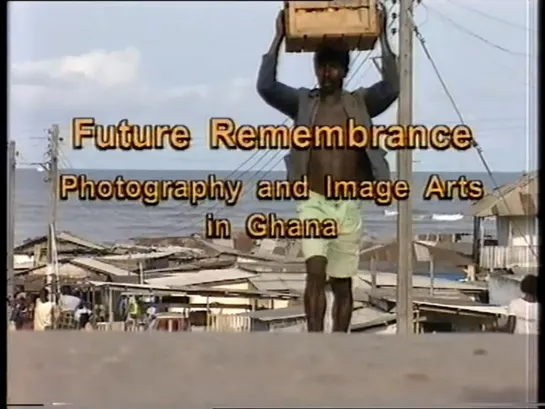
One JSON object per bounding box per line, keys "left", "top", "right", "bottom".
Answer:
{"left": 275, "top": 9, "right": 285, "bottom": 39}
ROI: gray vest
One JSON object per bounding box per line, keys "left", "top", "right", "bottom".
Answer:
{"left": 284, "top": 89, "right": 391, "bottom": 183}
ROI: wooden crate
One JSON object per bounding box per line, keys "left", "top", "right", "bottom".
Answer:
{"left": 284, "top": 0, "right": 380, "bottom": 53}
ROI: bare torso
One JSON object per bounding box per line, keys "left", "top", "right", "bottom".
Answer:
{"left": 307, "top": 95, "right": 368, "bottom": 194}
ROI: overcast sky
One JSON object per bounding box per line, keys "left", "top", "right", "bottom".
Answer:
{"left": 9, "top": 0, "right": 538, "bottom": 172}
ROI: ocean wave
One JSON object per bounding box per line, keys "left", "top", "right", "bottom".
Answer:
{"left": 383, "top": 210, "right": 464, "bottom": 222}
{"left": 384, "top": 210, "right": 398, "bottom": 217}
{"left": 431, "top": 213, "right": 464, "bottom": 222}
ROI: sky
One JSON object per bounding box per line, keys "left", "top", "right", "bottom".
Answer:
{"left": 8, "top": 0, "right": 538, "bottom": 173}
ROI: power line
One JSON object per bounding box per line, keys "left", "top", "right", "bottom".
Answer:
{"left": 412, "top": 17, "right": 537, "bottom": 257}
{"left": 423, "top": 4, "right": 533, "bottom": 57}
{"left": 444, "top": 0, "right": 535, "bottom": 32}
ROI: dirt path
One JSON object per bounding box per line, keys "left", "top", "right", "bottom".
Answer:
{"left": 8, "top": 333, "right": 537, "bottom": 408}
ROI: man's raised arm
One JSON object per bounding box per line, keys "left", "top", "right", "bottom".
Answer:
{"left": 256, "top": 10, "right": 299, "bottom": 120}
{"left": 358, "top": 7, "right": 400, "bottom": 118}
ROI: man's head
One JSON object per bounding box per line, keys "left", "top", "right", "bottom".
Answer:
{"left": 314, "top": 44, "right": 350, "bottom": 94}
{"left": 39, "top": 287, "right": 49, "bottom": 303}
{"left": 520, "top": 274, "right": 537, "bottom": 299}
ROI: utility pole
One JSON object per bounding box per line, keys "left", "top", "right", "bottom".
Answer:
{"left": 45, "top": 125, "right": 60, "bottom": 307}
{"left": 46, "top": 124, "right": 60, "bottom": 265}
{"left": 396, "top": 0, "right": 414, "bottom": 335}
{"left": 7, "top": 141, "right": 16, "bottom": 298}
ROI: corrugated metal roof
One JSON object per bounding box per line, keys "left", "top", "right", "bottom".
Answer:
{"left": 249, "top": 278, "right": 306, "bottom": 293}
{"left": 358, "top": 271, "right": 485, "bottom": 291}
{"left": 146, "top": 267, "right": 256, "bottom": 287}
{"left": 248, "top": 272, "right": 376, "bottom": 293}
{"left": 415, "top": 301, "right": 508, "bottom": 316}
{"left": 70, "top": 257, "right": 132, "bottom": 276}
{"left": 350, "top": 307, "right": 396, "bottom": 329}
{"left": 243, "top": 306, "right": 305, "bottom": 322}
{"left": 24, "top": 263, "right": 90, "bottom": 279}
{"left": 15, "top": 231, "right": 107, "bottom": 252}
{"left": 266, "top": 306, "right": 396, "bottom": 333}
{"left": 359, "top": 240, "right": 474, "bottom": 265}
{"left": 57, "top": 232, "right": 107, "bottom": 250}
{"left": 510, "top": 266, "right": 538, "bottom": 277}
{"left": 86, "top": 280, "right": 297, "bottom": 299}
{"left": 238, "top": 261, "right": 305, "bottom": 274}
{"left": 471, "top": 172, "right": 538, "bottom": 217}
{"left": 100, "top": 251, "right": 175, "bottom": 261}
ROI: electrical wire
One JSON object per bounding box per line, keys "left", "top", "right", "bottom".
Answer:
{"left": 444, "top": 0, "right": 535, "bottom": 32}
{"left": 423, "top": 3, "right": 533, "bottom": 57}
{"left": 411, "top": 15, "right": 537, "bottom": 257}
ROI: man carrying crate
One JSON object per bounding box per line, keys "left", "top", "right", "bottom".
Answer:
{"left": 256, "top": 6, "right": 399, "bottom": 332}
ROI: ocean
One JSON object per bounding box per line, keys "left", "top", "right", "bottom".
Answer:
{"left": 14, "top": 169, "right": 518, "bottom": 246}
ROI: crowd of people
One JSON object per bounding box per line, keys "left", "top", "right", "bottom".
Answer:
{"left": 7, "top": 284, "right": 160, "bottom": 331}
{"left": 7, "top": 285, "right": 103, "bottom": 331}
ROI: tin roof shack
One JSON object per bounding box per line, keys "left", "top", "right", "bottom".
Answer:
{"left": 239, "top": 304, "right": 397, "bottom": 333}
{"left": 242, "top": 306, "right": 307, "bottom": 332}
{"left": 98, "top": 251, "right": 175, "bottom": 272}
{"left": 14, "top": 256, "right": 134, "bottom": 292}
{"left": 471, "top": 172, "right": 538, "bottom": 269}
{"left": 413, "top": 300, "right": 507, "bottom": 333}
{"left": 146, "top": 268, "right": 262, "bottom": 316}
{"left": 367, "top": 288, "right": 505, "bottom": 333}
{"left": 14, "top": 231, "right": 110, "bottom": 266}
{"left": 358, "top": 239, "right": 475, "bottom": 289}
{"left": 86, "top": 281, "right": 298, "bottom": 331}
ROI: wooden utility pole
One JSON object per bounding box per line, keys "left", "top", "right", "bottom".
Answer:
{"left": 7, "top": 141, "right": 16, "bottom": 298}
{"left": 396, "top": 0, "right": 414, "bottom": 335}
{"left": 46, "top": 124, "right": 60, "bottom": 265}
{"left": 45, "top": 124, "right": 60, "bottom": 308}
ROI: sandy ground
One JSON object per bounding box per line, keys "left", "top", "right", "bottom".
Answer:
{"left": 8, "top": 333, "right": 538, "bottom": 409}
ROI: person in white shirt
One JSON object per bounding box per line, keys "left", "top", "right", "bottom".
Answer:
{"left": 34, "top": 288, "right": 54, "bottom": 331}
{"left": 59, "top": 285, "right": 81, "bottom": 312}
{"left": 506, "top": 274, "right": 539, "bottom": 334}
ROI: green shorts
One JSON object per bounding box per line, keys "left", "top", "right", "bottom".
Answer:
{"left": 297, "top": 191, "right": 363, "bottom": 279}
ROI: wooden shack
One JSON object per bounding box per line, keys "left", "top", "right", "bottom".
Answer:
{"left": 471, "top": 172, "right": 538, "bottom": 269}
{"left": 14, "top": 231, "right": 109, "bottom": 265}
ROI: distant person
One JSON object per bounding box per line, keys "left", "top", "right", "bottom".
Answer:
{"left": 145, "top": 301, "right": 158, "bottom": 330}
{"left": 11, "top": 296, "right": 28, "bottom": 330}
{"left": 57, "top": 285, "right": 81, "bottom": 329}
{"left": 7, "top": 296, "right": 15, "bottom": 330}
{"left": 59, "top": 285, "right": 81, "bottom": 312}
{"left": 125, "top": 295, "right": 140, "bottom": 331}
{"left": 506, "top": 275, "right": 539, "bottom": 334}
{"left": 75, "top": 301, "right": 92, "bottom": 330}
{"left": 34, "top": 288, "right": 54, "bottom": 331}
{"left": 14, "top": 285, "right": 26, "bottom": 300}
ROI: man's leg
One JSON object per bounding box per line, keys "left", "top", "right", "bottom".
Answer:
{"left": 330, "top": 277, "right": 353, "bottom": 332}
{"left": 327, "top": 213, "right": 362, "bottom": 333}
{"left": 297, "top": 194, "right": 331, "bottom": 333}
{"left": 304, "top": 255, "right": 328, "bottom": 332}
